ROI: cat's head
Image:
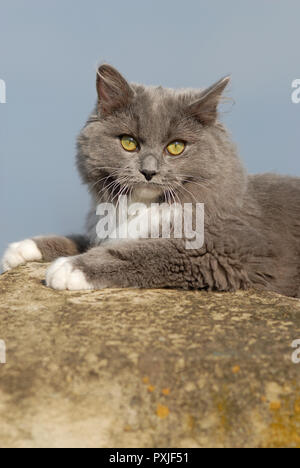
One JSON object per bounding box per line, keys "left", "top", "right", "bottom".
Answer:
{"left": 77, "top": 65, "right": 246, "bottom": 212}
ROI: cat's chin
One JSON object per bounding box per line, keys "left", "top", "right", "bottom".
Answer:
{"left": 131, "top": 184, "right": 164, "bottom": 203}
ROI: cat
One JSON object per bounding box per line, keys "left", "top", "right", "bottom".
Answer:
{"left": 2, "top": 64, "right": 300, "bottom": 297}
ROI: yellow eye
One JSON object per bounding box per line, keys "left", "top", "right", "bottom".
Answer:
{"left": 120, "top": 135, "right": 138, "bottom": 152}
{"left": 167, "top": 141, "right": 185, "bottom": 156}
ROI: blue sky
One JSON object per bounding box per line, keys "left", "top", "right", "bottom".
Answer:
{"left": 0, "top": 0, "right": 300, "bottom": 258}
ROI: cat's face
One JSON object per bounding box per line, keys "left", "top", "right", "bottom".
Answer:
{"left": 77, "top": 65, "right": 245, "bottom": 210}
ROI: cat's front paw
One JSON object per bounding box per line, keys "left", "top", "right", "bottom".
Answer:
{"left": 2, "top": 239, "right": 43, "bottom": 272}
{"left": 46, "top": 257, "right": 94, "bottom": 291}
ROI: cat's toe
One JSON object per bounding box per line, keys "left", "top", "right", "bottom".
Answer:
{"left": 2, "top": 239, "right": 42, "bottom": 272}
{"left": 46, "top": 257, "right": 94, "bottom": 291}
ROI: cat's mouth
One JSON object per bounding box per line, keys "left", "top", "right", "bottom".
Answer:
{"left": 97, "top": 174, "right": 165, "bottom": 203}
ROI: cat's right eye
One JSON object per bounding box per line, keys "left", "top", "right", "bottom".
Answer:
{"left": 120, "top": 135, "right": 138, "bottom": 152}
{"left": 167, "top": 140, "right": 185, "bottom": 156}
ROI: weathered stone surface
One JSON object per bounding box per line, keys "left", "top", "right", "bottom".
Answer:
{"left": 0, "top": 262, "right": 299, "bottom": 448}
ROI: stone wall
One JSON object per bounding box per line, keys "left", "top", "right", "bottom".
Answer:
{"left": 0, "top": 263, "right": 299, "bottom": 448}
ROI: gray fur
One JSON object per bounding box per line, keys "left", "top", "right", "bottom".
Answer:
{"left": 6, "top": 65, "right": 300, "bottom": 297}
{"left": 34, "top": 235, "right": 90, "bottom": 261}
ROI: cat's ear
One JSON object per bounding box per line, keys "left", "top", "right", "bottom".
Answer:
{"left": 96, "top": 64, "right": 134, "bottom": 116}
{"left": 187, "top": 76, "right": 231, "bottom": 126}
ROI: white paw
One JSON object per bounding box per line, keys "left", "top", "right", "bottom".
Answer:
{"left": 2, "top": 239, "right": 43, "bottom": 272}
{"left": 46, "top": 257, "right": 94, "bottom": 291}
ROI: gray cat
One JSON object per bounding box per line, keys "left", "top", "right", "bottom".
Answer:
{"left": 2, "top": 65, "right": 300, "bottom": 297}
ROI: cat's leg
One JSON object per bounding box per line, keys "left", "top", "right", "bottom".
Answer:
{"left": 2, "top": 235, "right": 90, "bottom": 272}
{"left": 45, "top": 238, "right": 251, "bottom": 291}
{"left": 45, "top": 239, "right": 183, "bottom": 291}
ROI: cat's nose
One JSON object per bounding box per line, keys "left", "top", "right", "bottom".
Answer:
{"left": 140, "top": 155, "right": 158, "bottom": 181}
{"left": 140, "top": 169, "right": 157, "bottom": 181}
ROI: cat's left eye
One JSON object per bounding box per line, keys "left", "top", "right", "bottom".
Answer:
{"left": 167, "top": 141, "right": 185, "bottom": 156}
{"left": 120, "top": 135, "right": 138, "bottom": 152}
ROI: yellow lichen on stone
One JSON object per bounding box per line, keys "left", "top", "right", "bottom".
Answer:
{"left": 147, "top": 385, "right": 155, "bottom": 393}
{"left": 156, "top": 404, "right": 170, "bottom": 419}
{"left": 270, "top": 401, "right": 281, "bottom": 411}
{"left": 263, "top": 395, "right": 300, "bottom": 448}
